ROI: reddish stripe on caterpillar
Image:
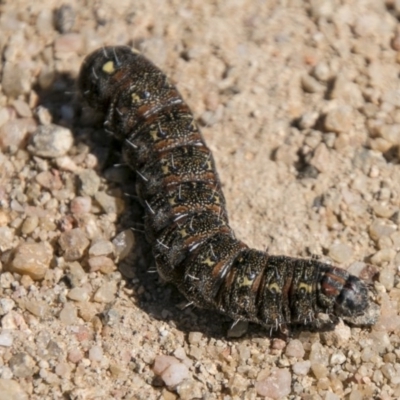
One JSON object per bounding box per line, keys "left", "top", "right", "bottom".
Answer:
{"left": 78, "top": 46, "right": 379, "bottom": 334}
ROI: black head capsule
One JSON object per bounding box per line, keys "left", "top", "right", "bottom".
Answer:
{"left": 319, "top": 266, "right": 378, "bottom": 326}
{"left": 78, "top": 46, "right": 141, "bottom": 110}
{"left": 334, "top": 275, "right": 369, "bottom": 316}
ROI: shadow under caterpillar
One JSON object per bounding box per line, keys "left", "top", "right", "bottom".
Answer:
{"left": 78, "top": 46, "right": 379, "bottom": 334}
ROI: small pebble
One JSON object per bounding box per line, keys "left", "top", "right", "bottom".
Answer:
{"left": 56, "top": 155, "right": 79, "bottom": 171}
{"left": 379, "top": 265, "right": 395, "bottom": 290}
{"left": 94, "top": 191, "right": 125, "bottom": 214}
{"left": 301, "top": 74, "right": 324, "bottom": 93}
{"left": 189, "top": 345, "right": 203, "bottom": 360}
{"left": 109, "top": 363, "right": 125, "bottom": 379}
{"left": 237, "top": 343, "right": 251, "bottom": 361}
{"left": 255, "top": 368, "right": 291, "bottom": 399}
{"left": 58, "top": 228, "right": 90, "bottom": 261}
{"left": 176, "top": 380, "right": 203, "bottom": 399}
{"left": 292, "top": 360, "right": 311, "bottom": 376}
{"left": 35, "top": 8, "right": 53, "bottom": 35}
{"left": 0, "top": 331, "right": 13, "bottom": 347}
{"left": 102, "top": 308, "right": 119, "bottom": 326}
{"left": 298, "top": 111, "right": 319, "bottom": 129}
{"left": 0, "top": 227, "right": 14, "bottom": 251}
{"left": 25, "top": 299, "right": 48, "bottom": 319}
{"left": 161, "top": 363, "right": 189, "bottom": 388}
{"left": 160, "top": 389, "right": 177, "bottom": 400}
{"left": 89, "top": 346, "right": 103, "bottom": 362}
{"left": 330, "top": 75, "right": 363, "bottom": 108}
{"left": 59, "top": 302, "right": 78, "bottom": 325}
{"left": 285, "top": 339, "right": 305, "bottom": 358}
{"left": 311, "top": 363, "right": 328, "bottom": 379}
{"left": 373, "top": 299, "right": 400, "bottom": 333}
{"left": 321, "top": 320, "right": 351, "bottom": 347}
{"left": 0, "top": 299, "right": 15, "bottom": 315}
{"left": 2, "top": 61, "right": 31, "bottom": 97}
{"left": 0, "top": 107, "right": 10, "bottom": 128}
{"left": 370, "top": 249, "right": 396, "bottom": 266}
{"left": 173, "top": 348, "right": 187, "bottom": 361}
{"left": 328, "top": 242, "right": 353, "bottom": 263}
{"left": 373, "top": 203, "right": 395, "bottom": 219}
{"left": 54, "top": 4, "right": 76, "bottom": 33}
{"left": 28, "top": 124, "right": 73, "bottom": 158}
{"left": 324, "top": 106, "right": 353, "bottom": 133}
{"left": 78, "top": 169, "right": 101, "bottom": 196}
{"left": 55, "top": 362, "right": 71, "bottom": 378}
{"left": 9, "top": 353, "right": 36, "bottom": 378}
{"left": 153, "top": 355, "right": 180, "bottom": 375}
{"left": 381, "top": 363, "right": 397, "bottom": 383}
{"left": 0, "top": 118, "right": 37, "bottom": 149}
{"left": 310, "top": 142, "right": 330, "bottom": 173}
{"left": 21, "top": 215, "right": 39, "bottom": 235}
{"left": 0, "top": 378, "right": 28, "bottom": 400}
{"left": 312, "top": 61, "right": 331, "bottom": 81}
{"left": 1, "top": 311, "right": 28, "bottom": 330}
{"left": 376, "top": 124, "right": 400, "bottom": 146}
{"left": 369, "top": 330, "right": 391, "bottom": 354}
{"left": 35, "top": 106, "right": 52, "bottom": 126}
{"left": 88, "top": 256, "right": 116, "bottom": 274}
{"left": 93, "top": 281, "right": 117, "bottom": 303}
{"left": 271, "top": 338, "right": 286, "bottom": 351}
{"left": 309, "top": 342, "right": 329, "bottom": 365}
{"left": 153, "top": 355, "right": 189, "bottom": 388}
{"left": 309, "top": 0, "right": 333, "bottom": 19}
{"left": 70, "top": 196, "right": 92, "bottom": 214}
{"left": 88, "top": 239, "right": 114, "bottom": 257}
{"left": 12, "top": 100, "right": 32, "bottom": 118}
{"left": 112, "top": 229, "right": 136, "bottom": 260}
{"left": 68, "top": 348, "right": 83, "bottom": 364}
{"left": 36, "top": 170, "right": 63, "bottom": 191}
{"left": 188, "top": 332, "right": 203, "bottom": 345}
{"left": 330, "top": 351, "right": 346, "bottom": 366}
{"left": 369, "top": 220, "right": 396, "bottom": 242}
{"left": 9, "top": 242, "right": 53, "bottom": 280}
{"left": 67, "top": 287, "right": 91, "bottom": 302}
{"left": 361, "top": 347, "right": 374, "bottom": 363}
{"left": 67, "top": 261, "right": 88, "bottom": 287}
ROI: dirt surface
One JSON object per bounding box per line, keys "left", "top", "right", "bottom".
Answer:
{"left": 0, "top": 0, "right": 400, "bottom": 399}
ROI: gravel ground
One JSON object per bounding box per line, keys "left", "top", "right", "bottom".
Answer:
{"left": 0, "top": 0, "right": 400, "bottom": 399}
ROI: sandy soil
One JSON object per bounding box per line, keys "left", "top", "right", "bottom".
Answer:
{"left": 0, "top": 0, "right": 400, "bottom": 399}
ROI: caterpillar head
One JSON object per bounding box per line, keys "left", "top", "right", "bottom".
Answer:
{"left": 78, "top": 46, "right": 140, "bottom": 110}
{"left": 319, "top": 267, "right": 379, "bottom": 326}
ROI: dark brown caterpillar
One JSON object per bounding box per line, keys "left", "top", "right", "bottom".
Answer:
{"left": 78, "top": 46, "right": 379, "bottom": 333}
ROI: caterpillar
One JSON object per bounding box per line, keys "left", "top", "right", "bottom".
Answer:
{"left": 78, "top": 46, "right": 379, "bottom": 333}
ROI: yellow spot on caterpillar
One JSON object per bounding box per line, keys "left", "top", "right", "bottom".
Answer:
{"left": 102, "top": 61, "right": 115, "bottom": 74}
{"left": 131, "top": 48, "right": 140, "bottom": 54}
{"left": 298, "top": 282, "right": 312, "bottom": 293}
{"left": 179, "top": 228, "right": 188, "bottom": 238}
{"left": 268, "top": 282, "right": 281, "bottom": 293}
{"left": 131, "top": 93, "right": 141, "bottom": 104}
{"left": 203, "top": 257, "right": 215, "bottom": 267}
{"left": 241, "top": 276, "right": 254, "bottom": 287}
{"left": 150, "top": 130, "right": 158, "bottom": 141}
